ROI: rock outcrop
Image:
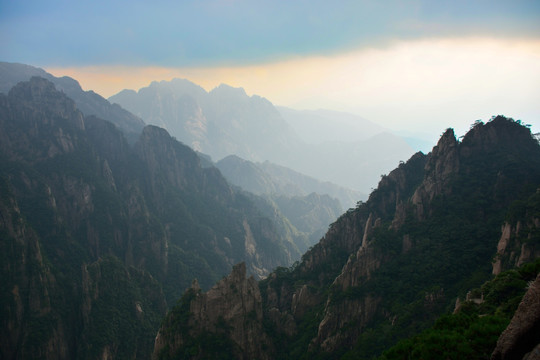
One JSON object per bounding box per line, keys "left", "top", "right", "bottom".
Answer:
{"left": 153, "top": 263, "right": 272, "bottom": 360}
{"left": 492, "top": 273, "right": 540, "bottom": 360}
{"left": 493, "top": 189, "right": 540, "bottom": 275}
{"left": 411, "top": 128, "right": 459, "bottom": 220}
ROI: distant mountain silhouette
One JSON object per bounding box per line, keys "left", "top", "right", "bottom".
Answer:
{"left": 216, "top": 154, "right": 364, "bottom": 209}
{"left": 110, "top": 79, "right": 297, "bottom": 162}
{"left": 110, "top": 79, "right": 416, "bottom": 192}
{"left": 216, "top": 155, "right": 356, "bottom": 252}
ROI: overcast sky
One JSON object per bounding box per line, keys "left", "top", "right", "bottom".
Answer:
{"left": 2, "top": 0, "right": 540, "bottom": 143}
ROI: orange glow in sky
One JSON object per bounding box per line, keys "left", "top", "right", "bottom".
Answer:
{"left": 47, "top": 37, "right": 540, "bottom": 140}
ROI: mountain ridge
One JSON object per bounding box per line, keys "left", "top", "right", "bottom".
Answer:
{"left": 0, "top": 61, "right": 145, "bottom": 142}
{"left": 154, "top": 115, "right": 540, "bottom": 359}
{"left": 109, "top": 77, "right": 415, "bottom": 192}
{"left": 216, "top": 154, "right": 365, "bottom": 208}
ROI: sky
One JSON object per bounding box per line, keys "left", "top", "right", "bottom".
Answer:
{"left": 1, "top": 0, "right": 540, "bottom": 144}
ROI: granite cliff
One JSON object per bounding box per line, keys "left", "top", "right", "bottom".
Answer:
{"left": 153, "top": 263, "right": 273, "bottom": 360}
{"left": 491, "top": 272, "right": 540, "bottom": 360}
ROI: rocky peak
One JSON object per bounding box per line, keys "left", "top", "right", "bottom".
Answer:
{"left": 147, "top": 78, "right": 207, "bottom": 98}
{"left": 366, "top": 151, "right": 427, "bottom": 227}
{"left": 0, "top": 78, "right": 88, "bottom": 163}
{"left": 461, "top": 116, "right": 539, "bottom": 157}
{"left": 410, "top": 128, "right": 459, "bottom": 219}
{"left": 153, "top": 262, "right": 273, "bottom": 359}
{"left": 135, "top": 125, "right": 234, "bottom": 206}
{"left": 210, "top": 83, "right": 248, "bottom": 99}
{"left": 0, "top": 62, "right": 145, "bottom": 140}
{"left": 428, "top": 127, "right": 459, "bottom": 177}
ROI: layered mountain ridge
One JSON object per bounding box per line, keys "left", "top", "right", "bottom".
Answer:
{"left": 155, "top": 116, "right": 540, "bottom": 359}
{"left": 216, "top": 154, "right": 364, "bottom": 209}
{"left": 109, "top": 78, "right": 415, "bottom": 192}
{"left": 215, "top": 155, "right": 358, "bottom": 253}
{"left": 2, "top": 63, "right": 539, "bottom": 360}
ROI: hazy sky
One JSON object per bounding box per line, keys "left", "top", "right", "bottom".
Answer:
{"left": 2, "top": 0, "right": 540, "bottom": 143}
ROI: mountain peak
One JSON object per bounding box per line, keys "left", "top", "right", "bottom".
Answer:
{"left": 147, "top": 78, "right": 207, "bottom": 95}
{"left": 432, "top": 127, "right": 457, "bottom": 151}
{"left": 460, "top": 115, "right": 538, "bottom": 157}
{"left": 210, "top": 83, "right": 248, "bottom": 97}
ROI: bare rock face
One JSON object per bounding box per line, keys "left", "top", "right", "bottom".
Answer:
{"left": 411, "top": 128, "right": 459, "bottom": 220}
{"left": 314, "top": 295, "right": 380, "bottom": 353}
{"left": 0, "top": 187, "right": 66, "bottom": 360}
{"left": 493, "top": 190, "right": 540, "bottom": 275}
{"left": 492, "top": 273, "right": 540, "bottom": 360}
{"left": 153, "top": 262, "right": 273, "bottom": 360}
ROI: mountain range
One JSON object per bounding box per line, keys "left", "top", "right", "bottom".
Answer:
{"left": 1, "top": 62, "right": 539, "bottom": 360}
{"left": 0, "top": 61, "right": 367, "bottom": 255}
{"left": 1, "top": 61, "right": 415, "bottom": 197}
{"left": 109, "top": 78, "right": 416, "bottom": 192}
{"left": 0, "top": 77, "right": 303, "bottom": 358}
{"left": 215, "top": 154, "right": 363, "bottom": 208}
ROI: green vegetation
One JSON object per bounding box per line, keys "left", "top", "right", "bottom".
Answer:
{"left": 157, "top": 289, "right": 239, "bottom": 360}
{"left": 79, "top": 256, "right": 166, "bottom": 359}
{"left": 255, "top": 117, "right": 540, "bottom": 360}
{"left": 377, "top": 259, "right": 540, "bottom": 360}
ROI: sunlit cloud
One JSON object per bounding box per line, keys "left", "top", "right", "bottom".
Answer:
{"left": 47, "top": 37, "right": 540, "bottom": 141}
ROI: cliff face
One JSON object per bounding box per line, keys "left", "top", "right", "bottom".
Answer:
{"left": 411, "top": 128, "right": 459, "bottom": 220}
{"left": 0, "top": 177, "right": 65, "bottom": 360}
{"left": 0, "top": 78, "right": 298, "bottom": 359}
{"left": 154, "top": 263, "right": 272, "bottom": 360}
{"left": 491, "top": 273, "right": 540, "bottom": 360}
{"left": 1, "top": 78, "right": 165, "bottom": 359}
{"left": 493, "top": 189, "right": 540, "bottom": 275}
{"left": 156, "top": 116, "right": 540, "bottom": 359}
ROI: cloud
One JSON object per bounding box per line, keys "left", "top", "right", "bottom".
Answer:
{"left": 47, "top": 37, "right": 540, "bottom": 140}
{"left": 3, "top": 0, "right": 539, "bottom": 67}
